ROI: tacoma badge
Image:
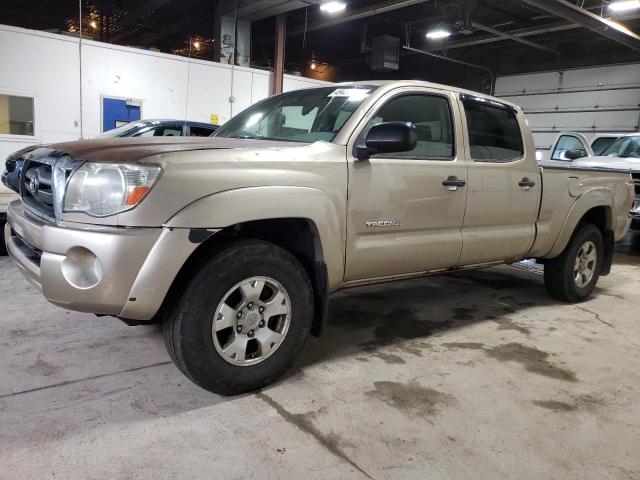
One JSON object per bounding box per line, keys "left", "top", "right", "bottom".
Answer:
{"left": 365, "top": 220, "right": 402, "bottom": 227}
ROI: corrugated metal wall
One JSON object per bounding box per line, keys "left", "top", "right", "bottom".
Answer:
{"left": 495, "top": 63, "right": 640, "bottom": 157}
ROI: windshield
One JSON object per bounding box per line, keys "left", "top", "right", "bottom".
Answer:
{"left": 601, "top": 135, "right": 640, "bottom": 158}
{"left": 214, "top": 86, "right": 376, "bottom": 143}
{"left": 95, "top": 122, "right": 148, "bottom": 138}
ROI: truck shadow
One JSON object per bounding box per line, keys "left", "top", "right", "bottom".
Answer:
{"left": 294, "top": 265, "right": 597, "bottom": 370}
{"left": 614, "top": 231, "right": 640, "bottom": 266}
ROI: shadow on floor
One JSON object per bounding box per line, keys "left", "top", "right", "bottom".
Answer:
{"left": 295, "top": 266, "right": 555, "bottom": 370}
{"left": 614, "top": 230, "right": 640, "bottom": 265}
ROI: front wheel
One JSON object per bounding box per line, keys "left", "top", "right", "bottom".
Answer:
{"left": 163, "top": 239, "right": 314, "bottom": 395}
{"left": 544, "top": 223, "right": 603, "bottom": 302}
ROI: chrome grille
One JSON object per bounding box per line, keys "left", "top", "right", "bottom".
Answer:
{"left": 21, "top": 159, "right": 55, "bottom": 220}
{"left": 633, "top": 172, "right": 640, "bottom": 197}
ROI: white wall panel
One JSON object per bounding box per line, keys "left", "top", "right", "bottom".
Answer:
{"left": 81, "top": 42, "right": 192, "bottom": 137}
{"left": 0, "top": 26, "right": 80, "bottom": 160}
{"left": 494, "top": 71, "right": 561, "bottom": 95}
{"left": 496, "top": 64, "right": 640, "bottom": 155}
{"left": 251, "top": 72, "right": 271, "bottom": 105}
{"left": 509, "top": 89, "right": 640, "bottom": 110}
{"left": 229, "top": 68, "right": 256, "bottom": 119}
{"left": 562, "top": 63, "right": 640, "bottom": 88}
{"left": 283, "top": 75, "right": 331, "bottom": 92}
{"left": 0, "top": 24, "right": 329, "bottom": 161}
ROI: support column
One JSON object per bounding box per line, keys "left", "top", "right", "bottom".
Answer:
{"left": 272, "top": 13, "right": 286, "bottom": 95}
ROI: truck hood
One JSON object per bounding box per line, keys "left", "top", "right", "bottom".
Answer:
{"left": 573, "top": 155, "right": 640, "bottom": 172}
{"left": 41, "top": 137, "right": 308, "bottom": 163}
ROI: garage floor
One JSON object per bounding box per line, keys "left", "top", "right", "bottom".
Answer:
{"left": 1, "top": 233, "right": 639, "bottom": 480}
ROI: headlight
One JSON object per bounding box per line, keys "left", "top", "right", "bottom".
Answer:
{"left": 64, "top": 163, "right": 161, "bottom": 217}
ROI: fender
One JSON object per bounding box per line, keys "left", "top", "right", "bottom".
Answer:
{"left": 544, "top": 187, "right": 613, "bottom": 259}
{"left": 165, "top": 186, "right": 345, "bottom": 291}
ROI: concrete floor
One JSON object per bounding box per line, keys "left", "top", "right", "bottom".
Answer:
{"left": 1, "top": 233, "right": 640, "bottom": 480}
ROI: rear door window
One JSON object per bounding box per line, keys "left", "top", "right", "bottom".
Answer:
{"left": 462, "top": 99, "right": 523, "bottom": 161}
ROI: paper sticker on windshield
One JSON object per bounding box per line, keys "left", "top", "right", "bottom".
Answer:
{"left": 328, "top": 88, "right": 372, "bottom": 101}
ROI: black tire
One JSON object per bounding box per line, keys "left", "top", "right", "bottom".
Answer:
{"left": 163, "top": 239, "right": 313, "bottom": 395}
{"left": 544, "top": 223, "right": 603, "bottom": 302}
{"left": 0, "top": 220, "right": 7, "bottom": 256}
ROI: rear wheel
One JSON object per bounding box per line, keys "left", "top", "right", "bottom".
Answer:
{"left": 544, "top": 223, "right": 603, "bottom": 302}
{"left": 163, "top": 239, "right": 313, "bottom": 395}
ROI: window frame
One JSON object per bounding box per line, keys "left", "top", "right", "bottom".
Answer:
{"left": 353, "top": 90, "right": 457, "bottom": 161}
{"left": 550, "top": 133, "right": 589, "bottom": 161}
{"left": 460, "top": 93, "right": 525, "bottom": 164}
{"left": 0, "top": 91, "right": 37, "bottom": 141}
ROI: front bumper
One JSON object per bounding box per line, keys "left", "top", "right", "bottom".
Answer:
{"left": 5, "top": 200, "right": 207, "bottom": 320}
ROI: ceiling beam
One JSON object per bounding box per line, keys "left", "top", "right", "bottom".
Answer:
{"left": 218, "top": 0, "right": 322, "bottom": 22}
{"left": 470, "top": 21, "right": 560, "bottom": 55}
{"left": 521, "top": 0, "right": 640, "bottom": 51}
{"left": 287, "top": 0, "right": 431, "bottom": 37}
{"left": 416, "top": 12, "right": 640, "bottom": 53}
{"left": 402, "top": 45, "right": 493, "bottom": 74}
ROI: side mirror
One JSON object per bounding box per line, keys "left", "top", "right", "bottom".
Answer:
{"left": 356, "top": 121, "right": 417, "bottom": 160}
{"left": 565, "top": 149, "right": 585, "bottom": 160}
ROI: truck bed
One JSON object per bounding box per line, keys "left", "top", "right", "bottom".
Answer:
{"left": 530, "top": 165, "right": 632, "bottom": 258}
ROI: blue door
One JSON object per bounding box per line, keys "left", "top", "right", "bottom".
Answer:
{"left": 102, "top": 98, "right": 141, "bottom": 132}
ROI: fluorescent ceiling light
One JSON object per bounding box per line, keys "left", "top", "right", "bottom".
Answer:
{"left": 608, "top": 1, "right": 640, "bottom": 12}
{"left": 320, "top": 2, "right": 346, "bottom": 13}
{"left": 426, "top": 29, "right": 451, "bottom": 39}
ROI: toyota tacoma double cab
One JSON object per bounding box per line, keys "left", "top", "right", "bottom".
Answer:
{"left": 4, "top": 81, "right": 634, "bottom": 395}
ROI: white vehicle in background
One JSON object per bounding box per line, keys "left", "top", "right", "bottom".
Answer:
{"left": 538, "top": 132, "right": 629, "bottom": 163}
{"left": 544, "top": 132, "right": 640, "bottom": 230}
{"left": 590, "top": 134, "right": 627, "bottom": 156}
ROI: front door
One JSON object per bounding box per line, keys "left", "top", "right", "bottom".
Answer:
{"left": 345, "top": 88, "right": 468, "bottom": 281}
{"left": 458, "top": 96, "right": 541, "bottom": 265}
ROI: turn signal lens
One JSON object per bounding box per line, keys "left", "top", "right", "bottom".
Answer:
{"left": 125, "top": 186, "right": 151, "bottom": 206}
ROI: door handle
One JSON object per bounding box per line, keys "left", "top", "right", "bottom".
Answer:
{"left": 442, "top": 176, "right": 466, "bottom": 191}
{"left": 518, "top": 178, "right": 536, "bottom": 190}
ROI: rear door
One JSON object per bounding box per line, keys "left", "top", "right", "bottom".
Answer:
{"left": 458, "top": 95, "right": 541, "bottom": 265}
{"left": 345, "top": 87, "right": 468, "bottom": 281}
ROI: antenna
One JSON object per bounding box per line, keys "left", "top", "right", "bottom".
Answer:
{"left": 184, "top": 36, "right": 193, "bottom": 127}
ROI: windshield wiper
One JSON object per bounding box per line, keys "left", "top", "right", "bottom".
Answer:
{"left": 228, "top": 135, "right": 282, "bottom": 141}
{"left": 227, "top": 135, "right": 300, "bottom": 142}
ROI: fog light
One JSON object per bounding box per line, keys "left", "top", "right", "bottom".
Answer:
{"left": 61, "top": 247, "right": 103, "bottom": 289}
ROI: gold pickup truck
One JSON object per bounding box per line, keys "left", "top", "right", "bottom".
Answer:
{"left": 4, "top": 81, "right": 635, "bottom": 394}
